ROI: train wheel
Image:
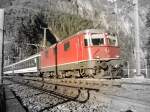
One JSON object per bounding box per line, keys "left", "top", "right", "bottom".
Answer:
{"left": 99, "top": 61, "right": 108, "bottom": 70}
{"left": 85, "top": 69, "right": 95, "bottom": 78}
{"left": 73, "top": 70, "right": 80, "bottom": 78}
{"left": 79, "top": 69, "right": 86, "bottom": 78}
{"left": 39, "top": 72, "right": 44, "bottom": 77}
{"left": 94, "top": 69, "right": 105, "bottom": 79}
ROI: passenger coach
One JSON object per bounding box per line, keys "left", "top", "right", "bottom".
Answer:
{"left": 4, "top": 53, "right": 40, "bottom": 75}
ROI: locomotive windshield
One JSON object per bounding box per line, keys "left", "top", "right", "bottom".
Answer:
{"left": 91, "top": 38, "right": 104, "bottom": 45}
{"left": 84, "top": 33, "right": 118, "bottom": 46}
{"left": 84, "top": 34, "right": 104, "bottom": 46}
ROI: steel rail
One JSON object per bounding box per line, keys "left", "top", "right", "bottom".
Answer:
{"left": 4, "top": 77, "right": 91, "bottom": 103}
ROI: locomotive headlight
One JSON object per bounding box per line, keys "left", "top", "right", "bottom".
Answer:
{"left": 115, "top": 55, "right": 120, "bottom": 58}
{"left": 115, "top": 64, "right": 118, "bottom": 68}
{"left": 96, "top": 56, "right": 100, "bottom": 59}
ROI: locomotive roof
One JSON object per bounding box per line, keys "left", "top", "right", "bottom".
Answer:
{"left": 58, "top": 29, "right": 105, "bottom": 43}
{"left": 77, "top": 29, "right": 105, "bottom": 34}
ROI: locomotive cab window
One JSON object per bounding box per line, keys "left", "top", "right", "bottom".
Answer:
{"left": 108, "top": 38, "right": 116, "bottom": 46}
{"left": 64, "top": 42, "right": 70, "bottom": 51}
{"left": 108, "top": 35, "right": 118, "bottom": 46}
{"left": 84, "top": 39, "right": 88, "bottom": 46}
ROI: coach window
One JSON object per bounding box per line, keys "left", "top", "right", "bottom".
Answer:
{"left": 32, "top": 60, "right": 34, "bottom": 67}
{"left": 31, "top": 60, "right": 32, "bottom": 67}
{"left": 23, "top": 62, "right": 24, "bottom": 68}
{"left": 26, "top": 62, "right": 27, "bottom": 68}
{"left": 28, "top": 61, "right": 30, "bottom": 67}
{"left": 27, "top": 61, "right": 29, "bottom": 67}
{"left": 29, "top": 60, "right": 31, "bottom": 67}
{"left": 30, "top": 60, "right": 32, "bottom": 67}
{"left": 29, "top": 60, "right": 32, "bottom": 67}
{"left": 25, "top": 61, "right": 27, "bottom": 68}
{"left": 64, "top": 42, "right": 70, "bottom": 51}
{"left": 26, "top": 61, "right": 27, "bottom": 68}
{"left": 19, "top": 64, "right": 20, "bottom": 69}
{"left": 23, "top": 63, "right": 24, "bottom": 68}
{"left": 24, "top": 62, "right": 25, "bottom": 68}
{"left": 20, "top": 64, "right": 22, "bottom": 69}
{"left": 26, "top": 61, "right": 28, "bottom": 68}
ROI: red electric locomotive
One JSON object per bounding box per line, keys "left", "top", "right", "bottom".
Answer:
{"left": 40, "top": 29, "right": 121, "bottom": 78}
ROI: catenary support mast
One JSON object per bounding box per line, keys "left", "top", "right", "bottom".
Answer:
{"left": 0, "top": 9, "right": 4, "bottom": 84}
{"left": 135, "top": 0, "right": 141, "bottom": 77}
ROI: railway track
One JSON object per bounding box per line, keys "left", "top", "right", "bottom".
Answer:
{"left": 3, "top": 75, "right": 122, "bottom": 105}
{"left": 4, "top": 82, "right": 73, "bottom": 112}
{"left": 4, "top": 76, "right": 150, "bottom": 112}
{"left": 4, "top": 76, "right": 121, "bottom": 89}
{"left": 4, "top": 76, "right": 93, "bottom": 103}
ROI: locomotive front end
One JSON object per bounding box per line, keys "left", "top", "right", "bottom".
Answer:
{"left": 84, "top": 32, "right": 120, "bottom": 60}
{"left": 83, "top": 30, "right": 121, "bottom": 78}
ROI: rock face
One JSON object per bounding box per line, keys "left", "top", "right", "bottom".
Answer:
{"left": 1, "top": 0, "right": 150, "bottom": 76}
{"left": 1, "top": 0, "right": 150, "bottom": 37}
